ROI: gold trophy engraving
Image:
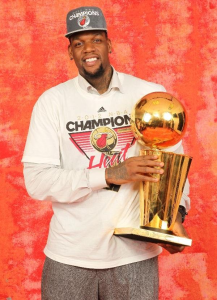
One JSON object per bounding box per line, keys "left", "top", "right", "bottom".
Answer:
{"left": 114, "top": 92, "right": 192, "bottom": 246}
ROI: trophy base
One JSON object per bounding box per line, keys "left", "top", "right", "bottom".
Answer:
{"left": 114, "top": 227, "right": 192, "bottom": 247}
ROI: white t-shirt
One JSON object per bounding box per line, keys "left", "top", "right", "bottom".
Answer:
{"left": 22, "top": 70, "right": 190, "bottom": 269}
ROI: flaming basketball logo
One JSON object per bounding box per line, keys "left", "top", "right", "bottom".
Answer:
{"left": 77, "top": 15, "right": 90, "bottom": 28}
{"left": 90, "top": 127, "right": 117, "bottom": 153}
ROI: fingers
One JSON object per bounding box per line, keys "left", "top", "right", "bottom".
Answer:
{"left": 159, "top": 243, "right": 185, "bottom": 254}
{"left": 133, "top": 173, "right": 161, "bottom": 182}
{"left": 123, "top": 157, "right": 164, "bottom": 181}
{"left": 136, "top": 166, "right": 164, "bottom": 175}
{"left": 126, "top": 156, "right": 164, "bottom": 171}
{"left": 158, "top": 222, "right": 190, "bottom": 254}
{"left": 105, "top": 155, "right": 164, "bottom": 185}
{"left": 172, "top": 219, "right": 190, "bottom": 239}
{"left": 134, "top": 155, "right": 164, "bottom": 167}
{"left": 127, "top": 156, "right": 164, "bottom": 179}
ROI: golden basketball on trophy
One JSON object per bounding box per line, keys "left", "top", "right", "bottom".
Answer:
{"left": 114, "top": 92, "right": 192, "bottom": 246}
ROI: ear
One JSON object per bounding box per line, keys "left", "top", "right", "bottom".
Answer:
{"left": 107, "top": 38, "right": 112, "bottom": 53}
{"left": 68, "top": 44, "right": 73, "bottom": 60}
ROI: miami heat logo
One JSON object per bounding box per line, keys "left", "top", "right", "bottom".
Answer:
{"left": 77, "top": 15, "right": 90, "bottom": 28}
{"left": 90, "top": 127, "right": 117, "bottom": 153}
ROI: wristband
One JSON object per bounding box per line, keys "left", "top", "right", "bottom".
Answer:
{"left": 178, "top": 205, "right": 188, "bottom": 223}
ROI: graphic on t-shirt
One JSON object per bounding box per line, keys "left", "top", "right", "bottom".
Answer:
{"left": 67, "top": 114, "right": 135, "bottom": 192}
{"left": 68, "top": 126, "right": 134, "bottom": 159}
{"left": 98, "top": 107, "right": 107, "bottom": 112}
{"left": 90, "top": 127, "right": 117, "bottom": 153}
{"left": 66, "top": 114, "right": 135, "bottom": 167}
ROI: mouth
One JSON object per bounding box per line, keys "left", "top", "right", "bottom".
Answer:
{"left": 83, "top": 56, "right": 99, "bottom": 67}
{"left": 85, "top": 57, "right": 98, "bottom": 62}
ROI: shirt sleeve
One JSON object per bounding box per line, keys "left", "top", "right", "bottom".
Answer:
{"left": 22, "top": 92, "right": 62, "bottom": 165}
{"left": 23, "top": 163, "right": 108, "bottom": 203}
{"left": 22, "top": 90, "right": 108, "bottom": 203}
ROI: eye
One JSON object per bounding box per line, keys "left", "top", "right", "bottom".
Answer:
{"left": 74, "top": 41, "right": 83, "bottom": 48}
{"left": 93, "top": 38, "right": 102, "bottom": 43}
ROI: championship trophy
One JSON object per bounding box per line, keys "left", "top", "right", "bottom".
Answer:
{"left": 114, "top": 92, "right": 192, "bottom": 246}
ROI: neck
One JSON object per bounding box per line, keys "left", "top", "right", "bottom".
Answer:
{"left": 84, "top": 66, "right": 113, "bottom": 94}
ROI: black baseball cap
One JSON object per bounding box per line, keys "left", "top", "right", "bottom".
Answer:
{"left": 65, "top": 6, "right": 107, "bottom": 38}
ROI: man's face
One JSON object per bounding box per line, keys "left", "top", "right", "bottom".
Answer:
{"left": 68, "top": 31, "right": 112, "bottom": 80}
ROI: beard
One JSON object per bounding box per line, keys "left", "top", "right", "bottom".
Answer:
{"left": 83, "top": 64, "right": 105, "bottom": 79}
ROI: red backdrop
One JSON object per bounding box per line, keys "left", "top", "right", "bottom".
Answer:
{"left": 1, "top": 0, "right": 217, "bottom": 299}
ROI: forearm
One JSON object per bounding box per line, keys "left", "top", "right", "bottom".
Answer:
{"left": 23, "top": 163, "right": 107, "bottom": 203}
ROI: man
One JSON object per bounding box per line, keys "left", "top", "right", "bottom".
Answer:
{"left": 22, "top": 6, "right": 190, "bottom": 300}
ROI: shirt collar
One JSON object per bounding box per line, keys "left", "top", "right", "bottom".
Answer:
{"left": 77, "top": 67, "right": 124, "bottom": 95}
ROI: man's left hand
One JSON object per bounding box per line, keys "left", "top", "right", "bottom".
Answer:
{"left": 159, "top": 212, "right": 190, "bottom": 254}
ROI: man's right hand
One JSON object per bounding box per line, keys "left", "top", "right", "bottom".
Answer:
{"left": 105, "top": 155, "right": 164, "bottom": 185}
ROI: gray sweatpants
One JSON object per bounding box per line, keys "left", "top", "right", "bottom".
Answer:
{"left": 41, "top": 256, "right": 159, "bottom": 300}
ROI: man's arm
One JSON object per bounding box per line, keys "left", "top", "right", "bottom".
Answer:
{"left": 23, "top": 154, "right": 164, "bottom": 203}
{"left": 23, "top": 162, "right": 107, "bottom": 203}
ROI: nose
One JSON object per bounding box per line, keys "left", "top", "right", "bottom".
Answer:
{"left": 83, "top": 41, "right": 95, "bottom": 53}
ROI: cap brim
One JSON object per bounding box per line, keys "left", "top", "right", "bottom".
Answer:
{"left": 65, "top": 27, "right": 107, "bottom": 38}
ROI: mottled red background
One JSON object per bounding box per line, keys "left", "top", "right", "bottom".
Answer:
{"left": 1, "top": 0, "right": 217, "bottom": 299}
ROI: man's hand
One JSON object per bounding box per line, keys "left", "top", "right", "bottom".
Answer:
{"left": 159, "top": 212, "right": 190, "bottom": 254}
{"left": 105, "top": 155, "right": 164, "bottom": 185}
